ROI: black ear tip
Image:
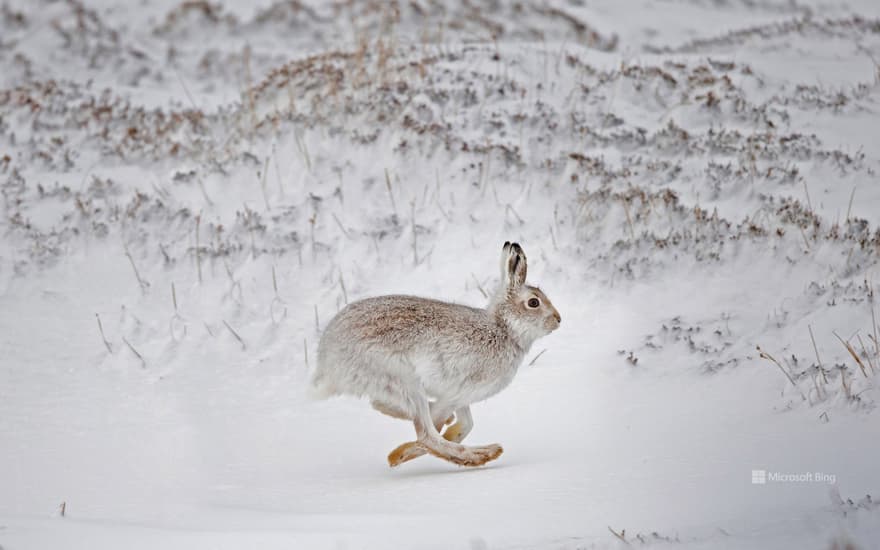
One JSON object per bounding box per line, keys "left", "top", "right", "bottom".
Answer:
{"left": 503, "top": 241, "right": 510, "bottom": 248}
{"left": 512, "top": 242, "right": 523, "bottom": 253}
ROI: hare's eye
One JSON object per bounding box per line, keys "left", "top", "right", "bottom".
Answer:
{"left": 527, "top": 298, "right": 540, "bottom": 308}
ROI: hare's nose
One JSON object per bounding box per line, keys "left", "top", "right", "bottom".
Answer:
{"left": 553, "top": 311, "right": 561, "bottom": 323}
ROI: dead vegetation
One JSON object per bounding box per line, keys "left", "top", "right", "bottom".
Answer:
{"left": 646, "top": 15, "right": 880, "bottom": 55}
{"left": 2, "top": 0, "right": 879, "bottom": 415}
{"left": 755, "top": 282, "right": 879, "bottom": 410}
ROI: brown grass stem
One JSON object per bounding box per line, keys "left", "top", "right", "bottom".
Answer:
{"left": 757, "top": 345, "right": 805, "bottom": 399}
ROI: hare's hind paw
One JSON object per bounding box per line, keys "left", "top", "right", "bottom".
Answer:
{"left": 388, "top": 441, "right": 503, "bottom": 468}
{"left": 455, "top": 444, "right": 503, "bottom": 467}
{"left": 388, "top": 441, "right": 426, "bottom": 467}
{"left": 422, "top": 442, "right": 503, "bottom": 467}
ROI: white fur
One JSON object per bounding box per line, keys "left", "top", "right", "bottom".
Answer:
{"left": 311, "top": 242, "right": 560, "bottom": 465}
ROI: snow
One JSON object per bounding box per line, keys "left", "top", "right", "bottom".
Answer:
{"left": 2, "top": 0, "right": 880, "bottom": 548}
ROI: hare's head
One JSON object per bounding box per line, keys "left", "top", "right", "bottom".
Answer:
{"left": 491, "top": 242, "right": 561, "bottom": 344}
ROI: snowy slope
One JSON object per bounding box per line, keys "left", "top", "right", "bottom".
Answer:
{"left": 2, "top": 0, "right": 880, "bottom": 548}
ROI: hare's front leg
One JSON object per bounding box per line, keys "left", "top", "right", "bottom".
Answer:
{"left": 388, "top": 398, "right": 501, "bottom": 468}
{"left": 439, "top": 406, "right": 473, "bottom": 443}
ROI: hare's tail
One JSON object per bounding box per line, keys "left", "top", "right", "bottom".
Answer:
{"left": 306, "top": 370, "right": 338, "bottom": 401}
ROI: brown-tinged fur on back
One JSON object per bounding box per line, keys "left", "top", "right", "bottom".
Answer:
{"left": 313, "top": 294, "right": 527, "bottom": 406}
{"left": 338, "top": 295, "right": 514, "bottom": 354}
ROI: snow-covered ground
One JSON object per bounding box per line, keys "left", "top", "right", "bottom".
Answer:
{"left": 2, "top": 0, "right": 880, "bottom": 548}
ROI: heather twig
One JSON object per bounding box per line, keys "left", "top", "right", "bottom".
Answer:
{"left": 124, "top": 245, "right": 149, "bottom": 293}
{"left": 122, "top": 336, "right": 146, "bottom": 368}
{"left": 223, "top": 320, "right": 246, "bottom": 350}
{"left": 95, "top": 313, "right": 112, "bottom": 354}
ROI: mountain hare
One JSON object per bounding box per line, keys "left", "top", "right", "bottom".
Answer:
{"left": 312, "top": 242, "right": 560, "bottom": 467}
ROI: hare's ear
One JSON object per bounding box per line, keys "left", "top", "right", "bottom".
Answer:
{"left": 499, "top": 241, "right": 512, "bottom": 281}
{"left": 501, "top": 241, "right": 527, "bottom": 290}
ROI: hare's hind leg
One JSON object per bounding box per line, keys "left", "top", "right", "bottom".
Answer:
{"left": 387, "top": 406, "right": 474, "bottom": 466}
{"left": 371, "top": 400, "right": 411, "bottom": 420}
{"left": 385, "top": 402, "right": 455, "bottom": 465}
{"left": 388, "top": 397, "right": 501, "bottom": 468}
